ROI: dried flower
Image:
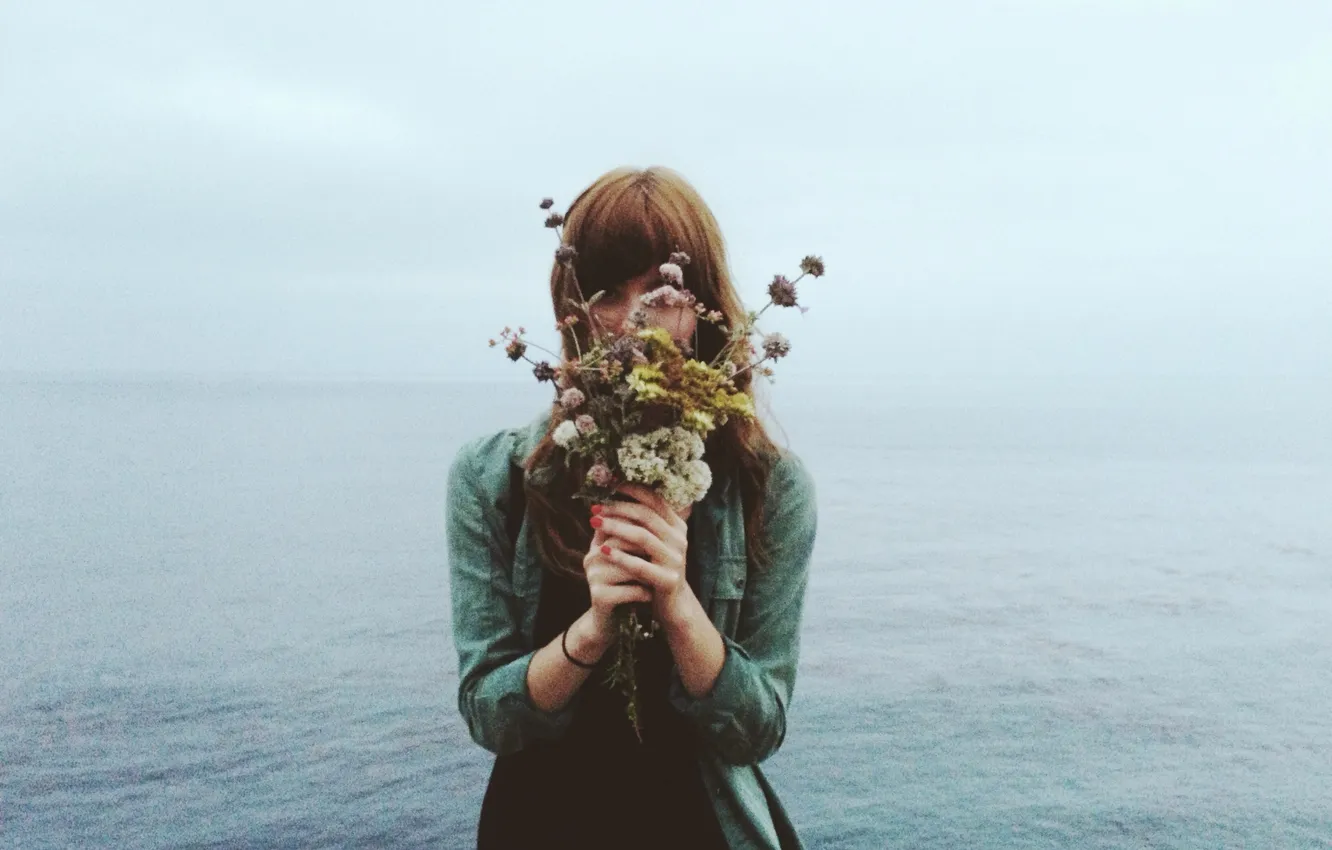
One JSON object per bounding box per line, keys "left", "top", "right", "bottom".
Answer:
{"left": 545, "top": 213, "right": 564, "bottom": 228}
{"left": 607, "top": 334, "right": 645, "bottom": 364}
{"left": 560, "top": 387, "right": 586, "bottom": 409}
{"left": 553, "top": 363, "right": 575, "bottom": 389}
{"left": 540, "top": 198, "right": 554, "bottom": 210}
{"left": 488, "top": 339, "right": 497, "bottom": 347}
{"left": 505, "top": 339, "right": 527, "bottom": 361}
{"left": 762, "top": 332, "right": 791, "bottom": 360}
{"left": 553, "top": 420, "right": 580, "bottom": 449}
{"left": 555, "top": 244, "right": 578, "bottom": 265}
{"left": 617, "top": 427, "right": 712, "bottom": 510}
{"left": 575, "top": 414, "right": 598, "bottom": 435}
{"left": 642, "top": 285, "right": 696, "bottom": 309}
{"left": 587, "top": 462, "right": 614, "bottom": 488}
{"left": 706, "top": 310, "right": 724, "bottom": 323}
{"left": 658, "top": 262, "right": 684, "bottom": 287}
{"left": 532, "top": 361, "right": 557, "bottom": 383}
{"left": 800, "top": 255, "right": 825, "bottom": 277}
{"left": 768, "top": 274, "right": 799, "bottom": 307}
{"left": 668, "top": 251, "right": 691, "bottom": 267}
{"left": 624, "top": 307, "right": 650, "bottom": 330}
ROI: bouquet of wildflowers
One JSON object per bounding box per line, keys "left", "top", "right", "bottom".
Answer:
{"left": 491, "top": 197, "right": 825, "bottom": 739}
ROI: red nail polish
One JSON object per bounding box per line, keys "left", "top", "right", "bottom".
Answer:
{"left": 591, "top": 504, "right": 603, "bottom": 515}
{"left": 590, "top": 516, "right": 603, "bottom": 529}
{"left": 601, "top": 545, "right": 612, "bottom": 556}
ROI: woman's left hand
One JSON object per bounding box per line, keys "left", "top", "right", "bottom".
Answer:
{"left": 591, "top": 484, "right": 693, "bottom": 627}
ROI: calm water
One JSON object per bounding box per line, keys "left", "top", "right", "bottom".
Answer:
{"left": 2, "top": 377, "right": 1329, "bottom": 849}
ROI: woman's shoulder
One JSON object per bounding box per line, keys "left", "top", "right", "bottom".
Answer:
{"left": 449, "top": 410, "right": 552, "bottom": 484}
{"left": 764, "top": 445, "right": 816, "bottom": 505}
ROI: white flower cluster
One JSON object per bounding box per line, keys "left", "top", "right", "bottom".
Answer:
{"left": 553, "top": 419, "right": 580, "bottom": 449}
{"left": 617, "top": 426, "right": 713, "bottom": 509}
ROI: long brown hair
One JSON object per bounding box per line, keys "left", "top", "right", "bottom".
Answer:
{"left": 525, "top": 166, "right": 779, "bottom": 581}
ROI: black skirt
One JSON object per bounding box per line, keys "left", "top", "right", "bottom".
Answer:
{"left": 476, "top": 520, "right": 730, "bottom": 849}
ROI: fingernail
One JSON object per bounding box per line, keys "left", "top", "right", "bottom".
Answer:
{"left": 590, "top": 516, "right": 603, "bottom": 529}
{"left": 601, "top": 545, "right": 612, "bottom": 556}
{"left": 591, "top": 504, "right": 603, "bottom": 515}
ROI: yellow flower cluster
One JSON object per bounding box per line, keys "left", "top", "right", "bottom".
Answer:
{"left": 626, "top": 328, "right": 755, "bottom": 434}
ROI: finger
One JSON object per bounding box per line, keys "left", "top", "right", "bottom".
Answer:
{"left": 597, "top": 517, "right": 675, "bottom": 567}
{"left": 598, "top": 500, "right": 684, "bottom": 549}
{"left": 613, "top": 483, "right": 685, "bottom": 526}
{"left": 604, "top": 547, "right": 682, "bottom": 596}
{"left": 596, "top": 532, "right": 650, "bottom": 561}
{"left": 592, "top": 583, "right": 653, "bottom": 607}
{"left": 586, "top": 561, "right": 642, "bottom": 588}
{"left": 583, "top": 529, "right": 606, "bottom": 573}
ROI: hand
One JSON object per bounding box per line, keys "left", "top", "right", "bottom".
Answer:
{"left": 591, "top": 483, "right": 693, "bottom": 627}
{"left": 582, "top": 525, "right": 654, "bottom": 644}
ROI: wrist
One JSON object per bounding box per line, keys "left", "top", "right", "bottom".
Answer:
{"left": 657, "top": 585, "right": 702, "bottom": 636}
{"left": 570, "top": 610, "right": 612, "bottom": 663}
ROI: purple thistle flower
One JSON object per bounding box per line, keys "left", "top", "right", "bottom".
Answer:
{"left": 544, "top": 213, "right": 564, "bottom": 228}
{"left": 587, "top": 463, "right": 614, "bottom": 488}
{"left": 505, "top": 339, "right": 527, "bottom": 361}
{"left": 669, "top": 251, "right": 691, "bottom": 266}
{"left": 799, "top": 255, "right": 825, "bottom": 277}
{"left": 768, "top": 274, "right": 799, "bottom": 307}
{"left": 658, "top": 262, "right": 684, "bottom": 287}
{"left": 575, "top": 414, "right": 598, "bottom": 435}
{"left": 559, "top": 387, "right": 586, "bottom": 409}
{"left": 761, "top": 332, "right": 791, "bottom": 360}
{"left": 532, "top": 361, "right": 557, "bottom": 382}
{"left": 540, "top": 198, "right": 554, "bottom": 210}
{"left": 554, "top": 244, "right": 577, "bottom": 265}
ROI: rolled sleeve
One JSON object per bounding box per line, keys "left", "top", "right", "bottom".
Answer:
{"left": 448, "top": 437, "right": 582, "bottom": 755}
{"left": 668, "top": 452, "right": 818, "bottom": 765}
{"left": 462, "top": 647, "right": 580, "bottom": 753}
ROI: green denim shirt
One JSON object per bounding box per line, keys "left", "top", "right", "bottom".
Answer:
{"left": 447, "top": 412, "right": 817, "bottom": 850}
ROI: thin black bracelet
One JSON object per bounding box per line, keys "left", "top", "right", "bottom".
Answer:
{"left": 561, "top": 627, "right": 598, "bottom": 669}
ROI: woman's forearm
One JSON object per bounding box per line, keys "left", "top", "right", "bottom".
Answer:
{"left": 661, "top": 587, "right": 726, "bottom": 698}
{"left": 526, "top": 609, "right": 611, "bottom": 713}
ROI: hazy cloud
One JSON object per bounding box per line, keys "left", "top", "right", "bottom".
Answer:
{"left": 2, "top": 0, "right": 1328, "bottom": 380}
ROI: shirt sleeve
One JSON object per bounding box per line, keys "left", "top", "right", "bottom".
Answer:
{"left": 668, "top": 451, "right": 818, "bottom": 765}
{"left": 447, "top": 437, "right": 581, "bottom": 755}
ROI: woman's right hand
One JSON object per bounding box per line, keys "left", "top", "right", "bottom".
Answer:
{"left": 582, "top": 526, "right": 654, "bottom": 642}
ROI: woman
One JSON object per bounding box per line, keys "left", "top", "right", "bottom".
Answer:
{"left": 447, "top": 166, "right": 818, "bottom": 849}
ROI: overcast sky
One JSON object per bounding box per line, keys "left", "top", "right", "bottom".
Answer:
{"left": 2, "top": 0, "right": 1329, "bottom": 383}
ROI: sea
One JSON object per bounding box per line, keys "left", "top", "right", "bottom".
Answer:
{"left": 2, "top": 376, "right": 1329, "bottom": 849}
